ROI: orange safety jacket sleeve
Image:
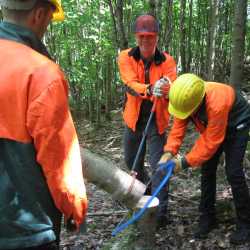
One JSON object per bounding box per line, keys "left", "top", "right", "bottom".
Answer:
{"left": 164, "top": 118, "right": 188, "bottom": 155}
{"left": 118, "top": 50, "right": 148, "bottom": 97}
{"left": 185, "top": 106, "right": 230, "bottom": 167}
{"left": 26, "top": 72, "right": 88, "bottom": 227}
{"left": 165, "top": 106, "right": 230, "bottom": 167}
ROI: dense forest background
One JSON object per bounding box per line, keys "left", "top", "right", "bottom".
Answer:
{"left": 1, "top": 0, "right": 250, "bottom": 124}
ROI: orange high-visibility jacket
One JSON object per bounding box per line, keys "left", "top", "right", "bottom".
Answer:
{"left": 0, "top": 39, "right": 88, "bottom": 227}
{"left": 118, "top": 47, "right": 177, "bottom": 134}
{"left": 165, "top": 82, "right": 239, "bottom": 167}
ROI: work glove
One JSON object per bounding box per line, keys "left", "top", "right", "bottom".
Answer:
{"left": 171, "top": 157, "right": 182, "bottom": 174}
{"left": 158, "top": 153, "right": 185, "bottom": 175}
{"left": 156, "top": 151, "right": 174, "bottom": 177}
{"left": 152, "top": 77, "right": 170, "bottom": 98}
{"left": 158, "top": 151, "right": 174, "bottom": 164}
{"left": 156, "top": 158, "right": 181, "bottom": 177}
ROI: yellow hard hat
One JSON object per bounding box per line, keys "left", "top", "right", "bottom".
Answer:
{"left": 48, "top": 0, "right": 64, "bottom": 21}
{"left": 168, "top": 73, "right": 205, "bottom": 119}
{"left": 0, "top": 0, "right": 64, "bottom": 21}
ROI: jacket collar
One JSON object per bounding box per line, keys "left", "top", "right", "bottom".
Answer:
{"left": 128, "top": 46, "right": 166, "bottom": 65}
{"left": 191, "top": 95, "right": 208, "bottom": 126}
{"left": 0, "top": 21, "right": 52, "bottom": 59}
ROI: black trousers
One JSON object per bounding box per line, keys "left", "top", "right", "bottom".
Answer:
{"left": 123, "top": 118, "right": 169, "bottom": 217}
{"left": 2, "top": 241, "right": 59, "bottom": 250}
{"left": 199, "top": 126, "right": 250, "bottom": 225}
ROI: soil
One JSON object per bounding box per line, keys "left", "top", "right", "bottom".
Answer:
{"left": 60, "top": 110, "right": 250, "bottom": 250}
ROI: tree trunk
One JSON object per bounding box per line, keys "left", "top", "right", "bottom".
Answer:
{"left": 148, "top": 0, "right": 157, "bottom": 16}
{"left": 179, "top": 0, "right": 187, "bottom": 73}
{"left": 95, "top": 79, "right": 101, "bottom": 126}
{"left": 88, "top": 91, "right": 94, "bottom": 123}
{"left": 162, "top": 0, "right": 173, "bottom": 51}
{"left": 215, "top": 1, "right": 233, "bottom": 82}
{"left": 187, "top": 0, "right": 193, "bottom": 72}
{"left": 80, "top": 148, "right": 161, "bottom": 249}
{"left": 105, "top": 56, "right": 112, "bottom": 121}
{"left": 107, "top": 0, "right": 120, "bottom": 49}
{"left": 207, "top": 0, "right": 218, "bottom": 80}
{"left": 229, "top": 0, "right": 247, "bottom": 88}
{"left": 116, "top": 0, "right": 128, "bottom": 49}
{"left": 107, "top": 0, "right": 128, "bottom": 50}
{"left": 80, "top": 147, "right": 146, "bottom": 208}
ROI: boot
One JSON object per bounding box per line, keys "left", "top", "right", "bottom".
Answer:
{"left": 230, "top": 224, "right": 250, "bottom": 244}
{"left": 194, "top": 215, "right": 218, "bottom": 239}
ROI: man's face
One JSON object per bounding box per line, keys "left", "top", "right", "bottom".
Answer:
{"left": 135, "top": 33, "right": 158, "bottom": 59}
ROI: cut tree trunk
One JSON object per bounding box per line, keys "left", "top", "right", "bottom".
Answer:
{"left": 80, "top": 147, "right": 146, "bottom": 209}
{"left": 80, "top": 148, "right": 159, "bottom": 249}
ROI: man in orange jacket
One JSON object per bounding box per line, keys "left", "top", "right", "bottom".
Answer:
{"left": 118, "top": 14, "right": 177, "bottom": 227}
{"left": 0, "top": 1, "right": 88, "bottom": 249}
{"left": 160, "top": 73, "right": 250, "bottom": 244}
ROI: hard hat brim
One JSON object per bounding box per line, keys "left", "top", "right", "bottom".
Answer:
{"left": 168, "top": 103, "right": 193, "bottom": 120}
{"left": 52, "top": 9, "right": 64, "bottom": 21}
{"left": 51, "top": 5, "right": 64, "bottom": 21}
{"left": 49, "top": 0, "right": 65, "bottom": 21}
{"left": 168, "top": 91, "right": 205, "bottom": 120}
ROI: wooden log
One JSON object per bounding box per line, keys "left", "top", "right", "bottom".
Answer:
{"left": 80, "top": 148, "right": 159, "bottom": 249}
{"left": 134, "top": 196, "right": 159, "bottom": 249}
{"left": 104, "top": 196, "right": 159, "bottom": 250}
{"left": 80, "top": 147, "right": 146, "bottom": 209}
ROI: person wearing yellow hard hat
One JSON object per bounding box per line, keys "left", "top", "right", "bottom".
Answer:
{"left": 159, "top": 73, "right": 250, "bottom": 244}
{"left": 0, "top": 1, "right": 88, "bottom": 250}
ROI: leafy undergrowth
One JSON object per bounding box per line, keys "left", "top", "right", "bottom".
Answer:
{"left": 60, "top": 111, "right": 250, "bottom": 250}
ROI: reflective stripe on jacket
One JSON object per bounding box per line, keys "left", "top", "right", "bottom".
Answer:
{"left": 118, "top": 47, "right": 177, "bottom": 134}
{"left": 165, "top": 82, "right": 250, "bottom": 167}
{"left": 0, "top": 39, "right": 87, "bottom": 248}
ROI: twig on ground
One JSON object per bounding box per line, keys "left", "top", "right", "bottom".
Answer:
{"left": 87, "top": 210, "right": 128, "bottom": 216}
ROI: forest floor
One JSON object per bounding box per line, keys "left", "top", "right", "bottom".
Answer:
{"left": 60, "top": 109, "right": 250, "bottom": 250}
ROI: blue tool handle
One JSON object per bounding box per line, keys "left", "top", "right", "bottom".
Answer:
{"left": 130, "top": 99, "right": 158, "bottom": 173}
{"left": 112, "top": 161, "right": 175, "bottom": 236}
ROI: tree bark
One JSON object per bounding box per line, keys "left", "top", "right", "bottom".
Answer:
{"left": 162, "top": 0, "right": 173, "bottom": 51}
{"left": 80, "top": 147, "right": 146, "bottom": 209}
{"left": 187, "top": 0, "right": 193, "bottom": 72}
{"left": 229, "top": 0, "right": 247, "bottom": 88}
{"left": 95, "top": 66, "right": 101, "bottom": 126}
{"left": 87, "top": 91, "right": 94, "bottom": 123}
{"left": 106, "top": 0, "right": 120, "bottom": 49}
{"left": 148, "top": 0, "right": 157, "bottom": 16}
{"left": 106, "top": 0, "right": 128, "bottom": 50}
{"left": 207, "top": 0, "right": 218, "bottom": 80}
{"left": 104, "top": 56, "right": 112, "bottom": 121}
{"left": 179, "top": 0, "right": 187, "bottom": 73}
